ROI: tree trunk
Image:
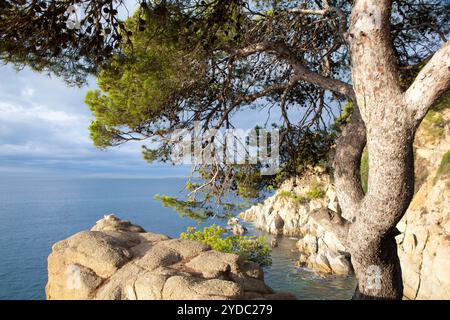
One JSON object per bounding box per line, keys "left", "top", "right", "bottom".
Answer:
{"left": 335, "top": 97, "right": 418, "bottom": 298}
{"left": 352, "top": 230, "right": 403, "bottom": 300}
{"left": 333, "top": 0, "right": 408, "bottom": 299}
{"left": 352, "top": 135, "right": 413, "bottom": 299}
{"left": 297, "top": 0, "right": 450, "bottom": 300}
{"left": 350, "top": 230, "right": 403, "bottom": 299}
{"left": 350, "top": 126, "right": 415, "bottom": 298}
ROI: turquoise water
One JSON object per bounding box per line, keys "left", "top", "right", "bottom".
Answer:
{"left": 0, "top": 176, "right": 355, "bottom": 299}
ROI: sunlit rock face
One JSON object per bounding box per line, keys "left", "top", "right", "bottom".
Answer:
{"left": 240, "top": 169, "right": 353, "bottom": 277}
{"left": 390, "top": 107, "right": 449, "bottom": 300}
{"left": 395, "top": 108, "right": 450, "bottom": 300}
{"left": 397, "top": 173, "right": 450, "bottom": 300}
{"left": 46, "top": 215, "right": 295, "bottom": 300}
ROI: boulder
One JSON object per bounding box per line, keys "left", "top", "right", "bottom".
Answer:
{"left": 397, "top": 172, "right": 450, "bottom": 300}
{"left": 185, "top": 250, "right": 240, "bottom": 278}
{"left": 91, "top": 214, "right": 145, "bottom": 233}
{"left": 46, "top": 216, "right": 293, "bottom": 300}
{"left": 162, "top": 276, "right": 242, "bottom": 300}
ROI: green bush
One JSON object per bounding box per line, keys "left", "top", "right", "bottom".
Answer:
{"left": 306, "top": 184, "right": 326, "bottom": 199}
{"left": 420, "top": 110, "right": 446, "bottom": 143}
{"left": 360, "top": 148, "right": 369, "bottom": 194}
{"left": 180, "top": 225, "right": 272, "bottom": 267}
{"left": 278, "top": 190, "right": 307, "bottom": 204}
{"left": 278, "top": 190, "right": 292, "bottom": 198}
{"left": 435, "top": 150, "right": 450, "bottom": 182}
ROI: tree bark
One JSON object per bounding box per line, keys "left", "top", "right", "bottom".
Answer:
{"left": 335, "top": 0, "right": 411, "bottom": 299}
{"left": 347, "top": 128, "right": 415, "bottom": 299}
{"left": 332, "top": 0, "right": 450, "bottom": 299}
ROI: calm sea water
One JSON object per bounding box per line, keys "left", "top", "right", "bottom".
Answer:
{"left": 0, "top": 176, "right": 355, "bottom": 300}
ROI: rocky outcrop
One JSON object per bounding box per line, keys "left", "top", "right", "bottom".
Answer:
{"left": 241, "top": 168, "right": 450, "bottom": 298}
{"left": 397, "top": 170, "right": 450, "bottom": 299}
{"left": 239, "top": 108, "right": 450, "bottom": 299}
{"left": 396, "top": 107, "right": 450, "bottom": 299}
{"left": 46, "top": 215, "right": 295, "bottom": 300}
{"left": 240, "top": 169, "right": 353, "bottom": 276}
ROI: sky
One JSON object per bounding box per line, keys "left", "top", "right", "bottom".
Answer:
{"left": 0, "top": 63, "right": 285, "bottom": 178}
{"left": 0, "top": 65, "right": 194, "bottom": 178}
{"left": 0, "top": 1, "right": 288, "bottom": 179}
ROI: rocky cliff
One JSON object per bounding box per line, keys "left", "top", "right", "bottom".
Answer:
{"left": 396, "top": 106, "right": 450, "bottom": 299}
{"left": 46, "top": 215, "right": 295, "bottom": 300}
{"left": 240, "top": 108, "right": 450, "bottom": 299}
{"left": 239, "top": 169, "right": 353, "bottom": 276}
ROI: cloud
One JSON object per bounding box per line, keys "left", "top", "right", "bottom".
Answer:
{"left": 20, "top": 86, "right": 35, "bottom": 98}
{"left": 0, "top": 65, "right": 189, "bottom": 178}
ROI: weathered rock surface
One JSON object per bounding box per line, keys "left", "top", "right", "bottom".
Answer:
{"left": 46, "top": 215, "right": 295, "bottom": 300}
{"left": 239, "top": 109, "right": 450, "bottom": 299}
{"left": 240, "top": 169, "right": 353, "bottom": 276}
{"left": 397, "top": 172, "right": 450, "bottom": 300}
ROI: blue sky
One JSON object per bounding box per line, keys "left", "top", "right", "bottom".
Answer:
{"left": 0, "top": 64, "right": 285, "bottom": 178}
{"left": 0, "top": 65, "right": 193, "bottom": 178}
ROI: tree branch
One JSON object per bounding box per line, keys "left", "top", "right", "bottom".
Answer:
{"left": 233, "top": 42, "right": 356, "bottom": 101}
{"left": 333, "top": 104, "right": 366, "bottom": 224}
{"left": 289, "top": 0, "right": 348, "bottom": 38}
{"left": 349, "top": 0, "right": 402, "bottom": 120}
{"left": 269, "top": 42, "right": 356, "bottom": 101}
{"left": 405, "top": 41, "right": 450, "bottom": 125}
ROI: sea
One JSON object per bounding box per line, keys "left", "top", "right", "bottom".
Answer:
{"left": 0, "top": 176, "right": 356, "bottom": 299}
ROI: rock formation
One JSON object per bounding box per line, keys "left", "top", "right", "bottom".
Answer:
{"left": 46, "top": 214, "right": 295, "bottom": 300}
{"left": 396, "top": 169, "right": 450, "bottom": 299}
{"left": 240, "top": 169, "right": 353, "bottom": 276}
{"left": 395, "top": 107, "right": 450, "bottom": 299}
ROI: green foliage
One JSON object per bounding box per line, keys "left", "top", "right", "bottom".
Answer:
{"left": 235, "top": 170, "right": 265, "bottom": 199}
{"left": 360, "top": 148, "right": 369, "bottom": 194}
{"left": 154, "top": 194, "right": 214, "bottom": 223}
{"left": 435, "top": 150, "right": 450, "bottom": 182}
{"left": 277, "top": 190, "right": 307, "bottom": 205}
{"left": 306, "top": 184, "right": 326, "bottom": 199}
{"left": 180, "top": 225, "right": 272, "bottom": 267}
{"left": 432, "top": 92, "right": 450, "bottom": 113}
{"left": 85, "top": 10, "right": 204, "bottom": 148}
{"left": 154, "top": 194, "right": 241, "bottom": 222}
{"left": 419, "top": 110, "right": 446, "bottom": 144}
{"left": 277, "top": 190, "right": 291, "bottom": 198}
{"left": 330, "top": 102, "right": 354, "bottom": 134}
{"left": 267, "top": 130, "right": 335, "bottom": 190}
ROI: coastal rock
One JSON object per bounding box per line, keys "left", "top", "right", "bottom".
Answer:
{"left": 227, "top": 217, "right": 248, "bottom": 235}
{"left": 270, "top": 238, "right": 278, "bottom": 248}
{"left": 240, "top": 169, "right": 352, "bottom": 276}
{"left": 185, "top": 250, "right": 240, "bottom": 278}
{"left": 91, "top": 214, "right": 146, "bottom": 233}
{"left": 397, "top": 172, "right": 450, "bottom": 300}
{"left": 48, "top": 231, "right": 133, "bottom": 279}
{"left": 306, "top": 253, "right": 332, "bottom": 274}
{"left": 46, "top": 216, "right": 290, "bottom": 300}
{"left": 241, "top": 169, "right": 450, "bottom": 298}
